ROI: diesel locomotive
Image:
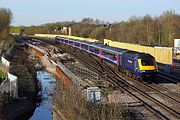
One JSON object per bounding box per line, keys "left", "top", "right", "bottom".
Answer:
{"left": 55, "top": 36, "right": 158, "bottom": 80}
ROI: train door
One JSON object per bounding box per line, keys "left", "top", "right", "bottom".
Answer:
{"left": 115, "top": 54, "right": 119, "bottom": 65}
{"left": 100, "top": 48, "right": 102, "bottom": 62}
{"left": 134, "top": 59, "right": 138, "bottom": 72}
{"left": 119, "top": 54, "right": 122, "bottom": 66}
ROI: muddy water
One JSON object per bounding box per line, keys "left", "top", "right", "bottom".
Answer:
{"left": 30, "top": 71, "right": 56, "bottom": 120}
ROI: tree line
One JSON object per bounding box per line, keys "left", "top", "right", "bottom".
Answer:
{"left": 0, "top": 8, "right": 12, "bottom": 40}
{"left": 0, "top": 8, "right": 14, "bottom": 51}
{"left": 22, "top": 10, "right": 180, "bottom": 47}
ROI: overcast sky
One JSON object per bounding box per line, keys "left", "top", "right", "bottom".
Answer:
{"left": 0, "top": 0, "right": 180, "bottom": 26}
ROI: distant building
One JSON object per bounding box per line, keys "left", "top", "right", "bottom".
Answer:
{"left": 174, "top": 39, "right": 180, "bottom": 55}
{"left": 55, "top": 26, "right": 72, "bottom": 35}
{"left": 60, "top": 26, "right": 71, "bottom": 35}
{"left": 55, "top": 22, "right": 75, "bottom": 36}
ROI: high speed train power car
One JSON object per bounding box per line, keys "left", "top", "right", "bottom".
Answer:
{"left": 55, "top": 36, "right": 158, "bottom": 80}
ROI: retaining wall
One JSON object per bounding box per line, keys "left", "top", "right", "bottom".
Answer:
{"left": 34, "top": 34, "right": 98, "bottom": 42}
{"left": 27, "top": 44, "right": 44, "bottom": 57}
{"left": 104, "top": 39, "right": 173, "bottom": 65}
{"left": 55, "top": 65, "right": 73, "bottom": 86}
{"left": 28, "top": 43, "right": 81, "bottom": 87}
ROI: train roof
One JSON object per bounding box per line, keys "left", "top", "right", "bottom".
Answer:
{"left": 101, "top": 45, "right": 126, "bottom": 53}
{"left": 56, "top": 36, "right": 128, "bottom": 54}
{"left": 138, "top": 53, "right": 154, "bottom": 59}
{"left": 126, "top": 50, "right": 139, "bottom": 54}
{"left": 89, "top": 42, "right": 127, "bottom": 54}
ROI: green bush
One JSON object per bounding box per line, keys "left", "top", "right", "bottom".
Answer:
{"left": 0, "top": 70, "right": 7, "bottom": 78}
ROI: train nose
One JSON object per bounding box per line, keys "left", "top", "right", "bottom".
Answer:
{"left": 145, "top": 74, "right": 155, "bottom": 77}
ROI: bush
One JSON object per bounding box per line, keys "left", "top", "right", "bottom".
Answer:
{"left": 53, "top": 80, "right": 138, "bottom": 120}
{"left": 0, "top": 70, "right": 7, "bottom": 78}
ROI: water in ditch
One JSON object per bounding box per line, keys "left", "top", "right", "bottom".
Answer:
{"left": 30, "top": 71, "right": 56, "bottom": 120}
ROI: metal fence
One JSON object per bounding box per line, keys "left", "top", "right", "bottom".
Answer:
{"left": 67, "top": 64, "right": 103, "bottom": 81}
{"left": 0, "top": 78, "right": 18, "bottom": 98}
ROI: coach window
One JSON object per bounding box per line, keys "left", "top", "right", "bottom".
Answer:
{"left": 74, "top": 43, "right": 80, "bottom": 47}
{"left": 69, "top": 41, "right": 73, "bottom": 45}
{"left": 94, "top": 47, "right": 99, "bottom": 54}
{"left": 89, "top": 46, "right": 94, "bottom": 52}
{"left": 102, "top": 51, "right": 116, "bottom": 61}
{"left": 81, "top": 44, "right": 88, "bottom": 50}
{"left": 65, "top": 40, "right": 68, "bottom": 44}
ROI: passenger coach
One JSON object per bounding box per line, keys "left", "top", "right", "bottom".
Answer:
{"left": 55, "top": 36, "right": 158, "bottom": 80}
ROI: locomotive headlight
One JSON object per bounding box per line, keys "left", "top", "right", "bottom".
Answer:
{"left": 141, "top": 70, "right": 145, "bottom": 72}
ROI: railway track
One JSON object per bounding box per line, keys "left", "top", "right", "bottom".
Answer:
{"left": 97, "top": 61, "right": 180, "bottom": 120}
{"left": 106, "top": 63, "right": 180, "bottom": 109}
{"left": 56, "top": 44, "right": 180, "bottom": 120}
{"left": 30, "top": 37, "right": 180, "bottom": 120}
{"left": 157, "top": 72, "right": 180, "bottom": 84}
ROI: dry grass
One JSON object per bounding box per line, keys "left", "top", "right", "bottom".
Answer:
{"left": 53, "top": 80, "right": 139, "bottom": 120}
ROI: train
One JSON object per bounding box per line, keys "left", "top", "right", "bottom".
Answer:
{"left": 55, "top": 36, "right": 158, "bottom": 80}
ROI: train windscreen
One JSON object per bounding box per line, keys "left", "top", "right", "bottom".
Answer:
{"left": 141, "top": 59, "right": 155, "bottom": 66}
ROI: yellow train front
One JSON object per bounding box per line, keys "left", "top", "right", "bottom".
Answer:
{"left": 120, "top": 51, "right": 158, "bottom": 80}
